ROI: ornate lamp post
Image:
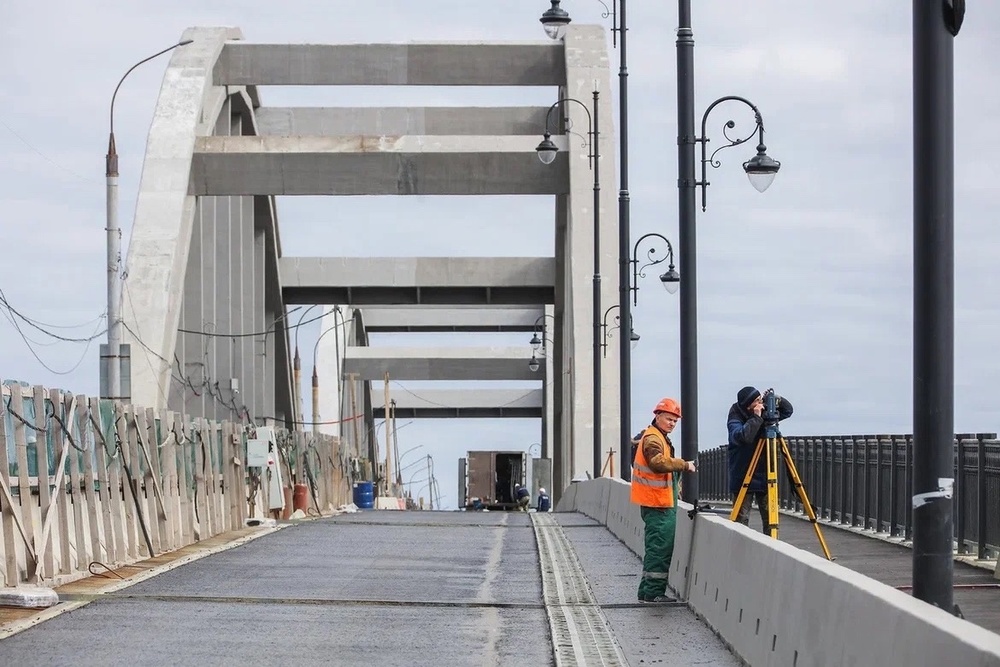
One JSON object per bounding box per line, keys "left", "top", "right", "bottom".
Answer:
{"left": 536, "top": 91, "right": 602, "bottom": 480}
{"left": 676, "top": 0, "right": 781, "bottom": 503}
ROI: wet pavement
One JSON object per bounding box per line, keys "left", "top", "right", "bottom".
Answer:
{"left": 0, "top": 511, "right": 740, "bottom": 666}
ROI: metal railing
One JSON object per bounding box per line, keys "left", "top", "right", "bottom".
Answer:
{"left": 698, "top": 433, "right": 1000, "bottom": 558}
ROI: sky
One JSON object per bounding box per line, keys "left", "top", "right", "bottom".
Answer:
{"left": 1, "top": 2, "right": 998, "bottom": 510}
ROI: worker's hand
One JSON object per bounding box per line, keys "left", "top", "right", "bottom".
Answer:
{"left": 686, "top": 460, "right": 697, "bottom": 473}
{"left": 752, "top": 403, "right": 764, "bottom": 417}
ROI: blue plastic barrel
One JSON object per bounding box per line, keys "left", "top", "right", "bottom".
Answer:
{"left": 353, "top": 481, "right": 375, "bottom": 509}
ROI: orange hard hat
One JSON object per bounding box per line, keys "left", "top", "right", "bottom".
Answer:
{"left": 653, "top": 397, "right": 682, "bottom": 418}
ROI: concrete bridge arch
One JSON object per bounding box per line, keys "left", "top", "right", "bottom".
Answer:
{"left": 121, "top": 24, "right": 621, "bottom": 497}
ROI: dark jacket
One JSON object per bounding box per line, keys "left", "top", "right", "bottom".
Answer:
{"left": 536, "top": 493, "right": 551, "bottom": 512}
{"left": 727, "top": 396, "right": 793, "bottom": 493}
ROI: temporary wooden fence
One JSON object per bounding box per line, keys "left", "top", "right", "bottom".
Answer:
{"left": 0, "top": 382, "right": 351, "bottom": 588}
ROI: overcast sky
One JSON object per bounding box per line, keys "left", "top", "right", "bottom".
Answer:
{"left": 1, "top": 2, "right": 998, "bottom": 509}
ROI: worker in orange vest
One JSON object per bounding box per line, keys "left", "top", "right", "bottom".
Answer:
{"left": 631, "top": 397, "right": 697, "bottom": 603}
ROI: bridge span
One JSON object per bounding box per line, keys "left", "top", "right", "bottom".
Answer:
{"left": 3, "top": 481, "right": 1000, "bottom": 665}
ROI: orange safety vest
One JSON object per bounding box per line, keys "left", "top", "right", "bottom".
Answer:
{"left": 630, "top": 425, "right": 675, "bottom": 508}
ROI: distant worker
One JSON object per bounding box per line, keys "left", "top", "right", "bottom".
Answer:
{"left": 515, "top": 483, "right": 531, "bottom": 512}
{"left": 536, "top": 488, "right": 551, "bottom": 513}
{"left": 727, "top": 386, "right": 793, "bottom": 533}
{"left": 631, "top": 397, "right": 697, "bottom": 603}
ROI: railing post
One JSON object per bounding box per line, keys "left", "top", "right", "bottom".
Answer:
{"left": 851, "top": 436, "right": 860, "bottom": 527}
{"left": 904, "top": 434, "right": 913, "bottom": 542}
{"left": 875, "top": 435, "right": 885, "bottom": 534}
{"left": 839, "top": 437, "right": 847, "bottom": 524}
{"left": 823, "top": 437, "right": 832, "bottom": 520}
{"left": 977, "top": 433, "right": 988, "bottom": 559}
{"left": 956, "top": 434, "right": 968, "bottom": 554}
{"left": 862, "top": 435, "right": 872, "bottom": 530}
{"left": 889, "top": 435, "right": 899, "bottom": 536}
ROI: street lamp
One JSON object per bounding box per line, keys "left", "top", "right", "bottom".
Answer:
{"left": 631, "top": 233, "right": 680, "bottom": 303}
{"left": 536, "top": 90, "right": 602, "bottom": 480}
{"left": 105, "top": 38, "right": 193, "bottom": 402}
{"left": 529, "top": 313, "right": 555, "bottom": 352}
{"left": 538, "top": 0, "right": 571, "bottom": 40}
{"left": 600, "top": 305, "right": 639, "bottom": 358}
{"left": 676, "top": 0, "right": 780, "bottom": 504}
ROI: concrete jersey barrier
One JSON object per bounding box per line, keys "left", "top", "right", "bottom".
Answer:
{"left": 557, "top": 478, "right": 1000, "bottom": 667}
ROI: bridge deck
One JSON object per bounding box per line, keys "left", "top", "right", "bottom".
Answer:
{"left": 0, "top": 511, "right": 739, "bottom": 666}
{"left": 761, "top": 511, "right": 1000, "bottom": 634}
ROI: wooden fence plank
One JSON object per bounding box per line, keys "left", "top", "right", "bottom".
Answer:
{"left": 194, "top": 419, "right": 209, "bottom": 541}
{"left": 0, "top": 395, "right": 21, "bottom": 585}
{"left": 234, "top": 427, "right": 247, "bottom": 527}
{"left": 221, "top": 422, "right": 233, "bottom": 533}
{"left": 65, "top": 395, "right": 88, "bottom": 572}
{"left": 10, "top": 386, "right": 38, "bottom": 575}
{"left": 49, "top": 389, "right": 79, "bottom": 576}
{"left": 124, "top": 407, "right": 150, "bottom": 557}
{"left": 31, "top": 386, "right": 53, "bottom": 580}
{"left": 206, "top": 421, "right": 220, "bottom": 536}
{"left": 145, "top": 408, "right": 168, "bottom": 553}
{"left": 77, "top": 396, "right": 103, "bottom": 567}
{"left": 175, "top": 413, "right": 194, "bottom": 545}
{"left": 161, "top": 411, "right": 179, "bottom": 551}
{"left": 116, "top": 404, "right": 138, "bottom": 561}
{"left": 90, "top": 396, "right": 119, "bottom": 565}
{"left": 134, "top": 410, "right": 160, "bottom": 556}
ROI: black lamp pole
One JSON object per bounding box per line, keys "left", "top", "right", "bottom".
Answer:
{"left": 676, "top": 0, "right": 699, "bottom": 503}
{"left": 912, "top": 0, "right": 963, "bottom": 613}
{"left": 612, "top": 0, "right": 635, "bottom": 484}
{"left": 536, "top": 92, "right": 602, "bottom": 480}
{"left": 676, "top": 0, "right": 781, "bottom": 505}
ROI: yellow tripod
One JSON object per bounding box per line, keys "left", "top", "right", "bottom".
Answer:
{"left": 729, "top": 423, "right": 833, "bottom": 561}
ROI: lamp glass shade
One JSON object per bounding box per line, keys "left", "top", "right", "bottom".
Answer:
{"left": 536, "top": 135, "right": 559, "bottom": 165}
{"left": 747, "top": 170, "right": 777, "bottom": 193}
{"left": 529, "top": 333, "right": 541, "bottom": 351}
{"left": 743, "top": 153, "right": 781, "bottom": 193}
{"left": 630, "top": 332, "right": 640, "bottom": 350}
{"left": 660, "top": 268, "right": 681, "bottom": 295}
{"left": 543, "top": 24, "right": 568, "bottom": 39}
{"left": 528, "top": 357, "right": 540, "bottom": 373}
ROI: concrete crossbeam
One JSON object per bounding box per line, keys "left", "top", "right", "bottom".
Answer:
{"left": 281, "top": 257, "right": 556, "bottom": 306}
{"left": 342, "top": 347, "right": 542, "bottom": 381}
{"left": 190, "top": 135, "right": 568, "bottom": 196}
{"left": 372, "top": 389, "right": 542, "bottom": 418}
{"left": 256, "top": 107, "right": 550, "bottom": 137}
{"left": 213, "top": 42, "right": 565, "bottom": 86}
{"left": 360, "top": 306, "right": 544, "bottom": 332}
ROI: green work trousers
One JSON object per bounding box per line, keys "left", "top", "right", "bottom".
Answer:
{"left": 637, "top": 505, "right": 677, "bottom": 600}
{"left": 637, "top": 475, "right": 680, "bottom": 601}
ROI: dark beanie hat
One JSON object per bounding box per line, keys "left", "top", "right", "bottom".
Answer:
{"left": 737, "top": 386, "right": 761, "bottom": 408}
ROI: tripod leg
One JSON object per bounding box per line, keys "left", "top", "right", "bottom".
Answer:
{"left": 729, "top": 438, "right": 766, "bottom": 524}
{"left": 779, "top": 438, "right": 834, "bottom": 561}
{"left": 765, "top": 437, "right": 780, "bottom": 539}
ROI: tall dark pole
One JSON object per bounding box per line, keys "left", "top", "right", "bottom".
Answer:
{"left": 616, "top": 0, "right": 633, "bottom": 482}
{"left": 676, "top": 0, "right": 698, "bottom": 502}
{"left": 912, "top": 0, "right": 961, "bottom": 612}
{"left": 592, "top": 89, "right": 603, "bottom": 480}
